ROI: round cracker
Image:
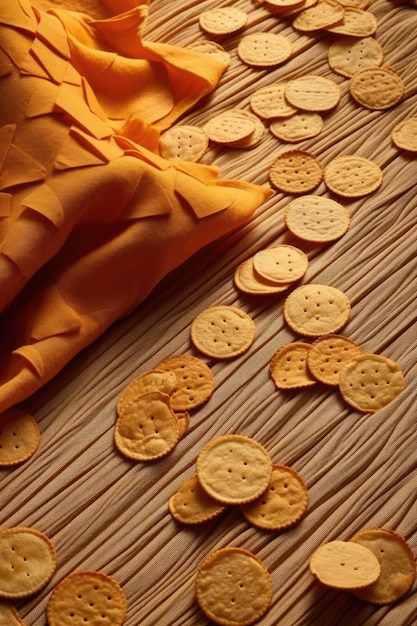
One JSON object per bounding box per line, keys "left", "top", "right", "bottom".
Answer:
{"left": 224, "top": 110, "right": 266, "bottom": 149}
{"left": 284, "top": 195, "right": 350, "bottom": 242}
{"left": 283, "top": 284, "right": 351, "bottom": 337}
{"left": 195, "top": 547, "right": 272, "bottom": 626}
{"left": 391, "top": 117, "right": 417, "bottom": 152}
{"left": 307, "top": 334, "right": 363, "bottom": 385}
{"left": 117, "top": 368, "right": 177, "bottom": 417}
{"left": 326, "top": 7, "right": 378, "bottom": 36}
{"left": 155, "top": 354, "right": 215, "bottom": 411}
{"left": 269, "top": 150, "right": 323, "bottom": 194}
{"left": 328, "top": 36, "right": 384, "bottom": 78}
{"left": 0, "top": 406, "right": 40, "bottom": 466}
{"left": 250, "top": 83, "right": 297, "bottom": 120}
{"left": 196, "top": 434, "right": 272, "bottom": 505}
{"left": 350, "top": 529, "right": 416, "bottom": 604}
{"left": 310, "top": 540, "right": 381, "bottom": 589}
{"left": 158, "top": 125, "right": 209, "bottom": 162}
{"left": 114, "top": 390, "right": 180, "bottom": 461}
{"left": 168, "top": 474, "right": 227, "bottom": 525}
{"left": 47, "top": 571, "right": 127, "bottom": 626}
{"left": 241, "top": 464, "right": 309, "bottom": 530}
{"left": 0, "top": 527, "right": 57, "bottom": 599}
{"left": 349, "top": 67, "right": 405, "bottom": 110}
{"left": 191, "top": 305, "right": 256, "bottom": 359}
{"left": 292, "top": 1, "right": 346, "bottom": 32}
{"left": 253, "top": 245, "right": 309, "bottom": 284}
{"left": 199, "top": 7, "right": 248, "bottom": 36}
{"left": 269, "top": 111, "right": 324, "bottom": 142}
{"left": 237, "top": 32, "right": 293, "bottom": 67}
{"left": 204, "top": 111, "right": 256, "bottom": 144}
{"left": 323, "top": 154, "right": 383, "bottom": 197}
{"left": 284, "top": 75, "right": 341, "bottom": 112}
{"left": 234, "top": 257, "right": 293, "bottom": 295}
{"left": 338, "top": 353, "right": 405, "bottom": 412}
{"left": 270, "top": 342, "right": 318, "bottom": 389}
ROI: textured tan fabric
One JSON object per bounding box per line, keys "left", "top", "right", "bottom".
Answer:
{"left": 1, "top": 1, "right": 416, "bottom": 625}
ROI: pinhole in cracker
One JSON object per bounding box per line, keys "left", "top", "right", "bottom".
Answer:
{"left": 310, "top": 540, "right": 381, "bottom": 589}
{"left": 0, "top": 406, "right": 40, "bottom": 466}
{"left": 168, "top": 474, "right": 227, "bottom": 525}
{"left": 283, "top": 284, "right": 351, "bottom": 337}
{"left": 191, "top": 305, "right": 256, "bottom": 359}
{"left": 270, "top": 342, "right": 318, "bottom": 389}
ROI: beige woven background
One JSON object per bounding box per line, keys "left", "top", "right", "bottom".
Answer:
{"left": 2, "top": 0, "right": 416, "bottom": 624}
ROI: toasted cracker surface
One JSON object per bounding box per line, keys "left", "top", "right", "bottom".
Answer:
{"left": 196, "top": 435, "right": 272, "bottom": 505}
{"left": 310, "top": 540, "right": 381, "bottom": 589}
{"left": 156, "top": 354, "right": 215, "bottom": 411}
{"left": 238, "top": 32, "right": 293, "bottom": 67}
{"left": 0, "top": 407, "right": 40, "bottom": 466}
{"left": 284, "top": 284, "right": 351, "bottom": 337}
{"left": 269, "top": 150, "right": 323, "bottom": 194}
{"left": 284, "top": 195, "right": 350, "bottom": 242}
{"left": 350, "top": 67, "right": 405, "bottom": 110}
{"left": 169, "top": 474, "right": 227, "bottom": 525}
{"left": 307, "top": 334, "right": 362, "bottom": 385}
{"left": 191, "top": 305, "right": 256, "bottom": 359}
{"left": 195, "top": 547, "right": 273, "bottom": 625}
{"left": 253, "top": 244, "right": 308, "bottom": 284}
{"left": 270, "top": 342, "right": 318, "bottom": 389}
{"left": 324, "top": 154, "right": 383, "bottom": 197}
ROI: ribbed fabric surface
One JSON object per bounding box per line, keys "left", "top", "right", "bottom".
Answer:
{"left": 1, "top": 1, "right": 416, "bottom": 625}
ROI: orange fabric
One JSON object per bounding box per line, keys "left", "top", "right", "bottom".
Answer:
{"left": 0, "top": 1, "right": 273, "bottom": 411}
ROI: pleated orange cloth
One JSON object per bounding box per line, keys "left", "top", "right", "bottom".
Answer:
{"left": 0, "top": 0, "right": 273, "bottom": 412}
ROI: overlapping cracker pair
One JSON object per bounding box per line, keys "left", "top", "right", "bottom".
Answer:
{"left": 0, "top": 527, "right": 126, "bottom": 626}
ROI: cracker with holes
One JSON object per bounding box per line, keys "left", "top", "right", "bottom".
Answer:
{"left": 324, "top": 154, "right": 383, "bottom": 197}
{"left": 0, "top": 407, "right": 40, "bottom": 466}
{"left": 0, "top": 601, "right": 26, "bottom": 625}
{"left": 270, "top": 342, "right": 318, "bottom": 389}
{"left": 191, "top": 305, "right": 256, "bottom": 359}
{"left": 250, "top": 83, "right": 297, "bottom": 120}
{"left": 114, "top": 390, "right": 180, "bottom": 461}
{"left": 391, "top": 117, "right": 417, "bottom": 152}
{"left": 326, "top": 7, "right": 378, "bottom": 36}
{"left": 349, "top": 529, "right": 416, "bottom": 604}
{"left": 269, "top": 150, "right": 323, "bottom": 194}
{"left": 270, "top": 111, "right": 324, "bottom": 142}
{"left": 328, "top": 36, "right": 384, "bottom": 78}
{"left": 168, "top": 475, "right": 227, "bottom": 525}
{"left": 293, "top": 1, "right": 345, "bottom": 32}
{"left": 265, "top": 0, "right": 307, "bottom": 12}
{"left": 156, "top": 354, "right": 215, "bottom": 411}
{"left": 237, "top": 32, "right": 293, "bottom": 67}
{"left": 158, "top": 125, "right": 209, "bottom": 162}
{"left": 195, "top": 547, "right": 273, "bottom": 625}
{"left": 199, "top": 7, "right": 248, "bottom": 36}
{"left": 309, "top": 540, "right": 381, "bottom": 589}
{"left": 338, "top": 353, "right": 404, "bottom": 412}
{"left": 224, "top": 110, "right": 267, "bottom": 149}
{"left": 284, "top": 195, "right": 350, "bottom": 243}
{"left": 117, "top": 369, "right": 177, "bottom": 417}
{"left": 204, "top": 111, "right": 256, "bottom": 145}
{"left": 0, "top": 527, "right": 57, "bottom": 599}
{"left": 47, "top": 571, "right": 127, "bottom": 626}
{"left": 350, "top": 67, "right": 405, "bottom": 110}
{"left": 284, "top": 284, "right": 351, "bottom": 337}
{"left": 307, "top": 334, "right": 362, "bottom": 385}
{"left": 253, "top": 245, "right": 308, "bottom": 284}
{"left": 196, "top": 435, "right": 272, "bottom": 505}
{"left": 284, "top": 75, "right": 341, "bottom": 112}
{"left": 241, "top": 464, "right": 308, "bottom": 531}
{"left": 234, "top": 257, "right": 293, "bottom": 295}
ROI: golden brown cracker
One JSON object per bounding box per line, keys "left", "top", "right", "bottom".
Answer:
{"left": 307, "top": 334, "right": 363, "bottom": 385}
{"left": 47, "top": 571, "right": 127, "bottom": 626}
{"left": 338, "top": 353, "right": 405, "bottom": 412}
{"left": 250, "top": 83, "right": 297, "bottom": 120}
{"left": 270, "top": 342, "right": 318, "bottom": 389}
{"left": 283, "top": 284, "right": 351, "bottom": 337}
{"left": 324, "top": 154, "right": 383, "bottom": 197}
{"left": 284, "top": 195, "right": 350, "bottom": 242}
{"left": 234, "top": 257, "right": 293, "bottom": 295}
{"left": 269, "top": 150, "right": 323, "bottom": 194}
{"left": 0, "top": 601, "right": 26, "bottom": 625}
{"left": 158, "top": 125, "right": 209, "bottom": 162}
{"left": 237, "top": 32, "right": 293, "bottom": 67}
{"left": 191, "top": 305, "right": 256, "bottom": 359}
{"left": 253, "top": 245, "right": 309, "bottom": 284}
{"left": 156, "top": 354, "right": 215, "bottom": 411}
{"left": 350, "top": 67, "right": 405, "bottom": 110}
{"left": 310, "top": 540, "right": 381, "bottom": 589}
{"left": 199, "top": 7, "right": 248, "bottom": 35}
{"left": 241, "top": 464, "right": 308, "bottom": 530}
{"left": 204, "top": 111, "right": 256, "bottom": 144}
{"left": 195, "top": 547, "right": 273, "bottom": 625}
{"left": 292, "top": 1, "right": 345, "bottom": 32}
{"left": 0, "top": 527, "right": 57, "bottom": 599}
{"left": 391, "top": 117, "right": 417, "bottom": 152}
{"left": 196, "top": 435, "right": 272, "bottom": 505}
{"left": 117, "top": 369, "right": 177, "bottom": 417}
{"left": 269, "top": 111, "right": 324, "bottom": 142}
{"left": 350, "top": 529, "right": 416, "bottom": 604}
{"left": 328, "top": 36, "right": 384, "bottom": 78}
{"left": 168, "top": 475, "right": 227, "bottom": 525}
{"left": 326, "top": 7, "right": 378, "bottom": 36}
{"left": 114, "top": 390, "right": 180, "bottom": 461}
{"left": 0, "top": 407, "right": 40, "bottom": 466}
{"left": 284, "top": 75, "right": 341, "bottom": 112}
